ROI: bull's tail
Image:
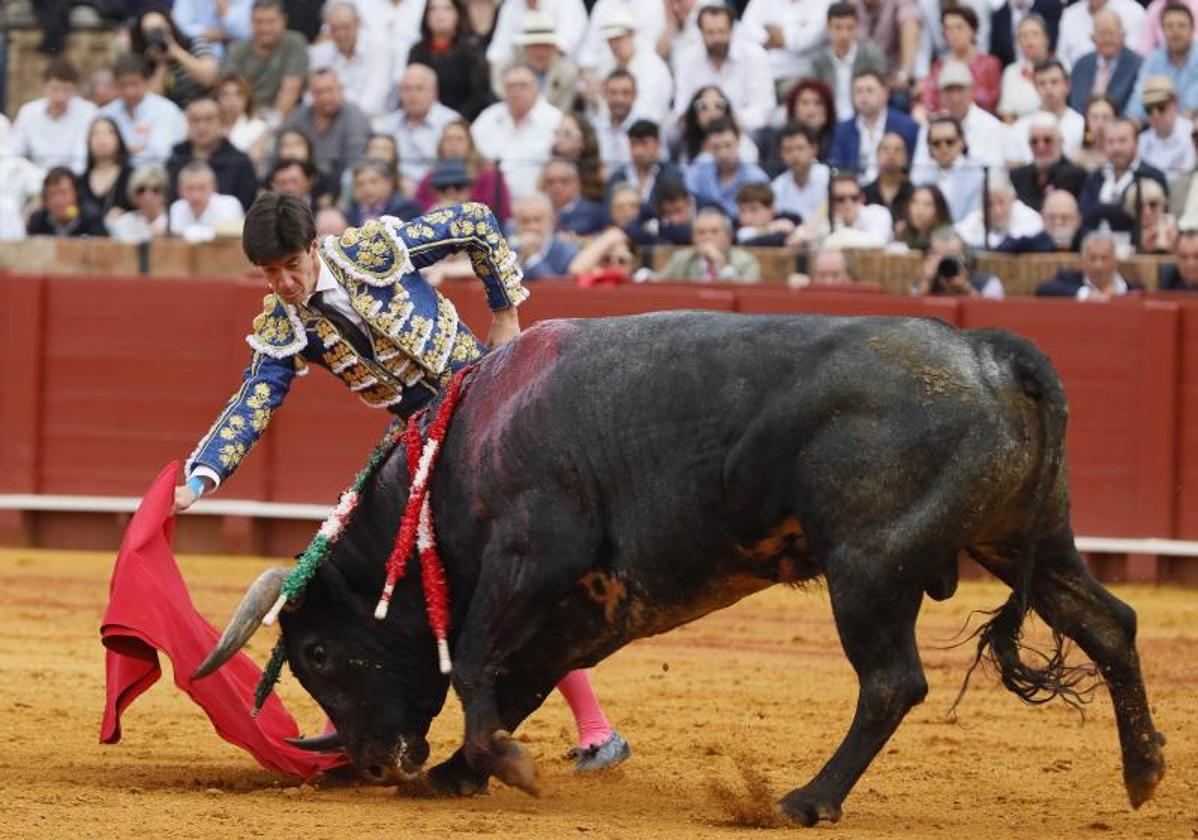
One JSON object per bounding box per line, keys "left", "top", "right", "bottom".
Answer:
{"left": 951, "top": 333, "right": 1099, "bottom": 717}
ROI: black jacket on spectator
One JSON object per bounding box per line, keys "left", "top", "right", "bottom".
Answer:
{"left": 1010, "top": 159, "right": 1087, "bottom": 211}
{"left": 624, "top": 218, "right": 693, "bottom": 246}
{"left": 990, "top": 0, "right": 1062, "bottom": 67}
{"left": 1036, "top": 268, "right": 1144, "bottom": 297}
{"left": 994, "top": 231, "right": 1059, "bottom": 254}
{"left": 27, "top": 208, "right": 109, "bottom": 237}
{"left": 79, "top": 166, "right": 135, "bottom": 218}
{"left": 864, "top": 178, "right": 913, "bottom": 220}
{"left": 607, "top": 163, "right": 687, "bottom": 217}
{"left": 1079, "top": 163, "right": 1169, "bottom": 232}
{"left": 407, "top": 39, "right": 495, "bottom": 122}
{"left": 167, "top": 139, "right": 260, "bottom": 211}
{"left": 1159, "top": 264, "right": 1198, "bottom": 291}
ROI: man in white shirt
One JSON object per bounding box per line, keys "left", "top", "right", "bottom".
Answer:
{"left": 101, "top": 54, "right": 186, "bottom": 166}
{"left": 487, "top": 0, "right": 589, "bottom": 65}
{"left": 1036, "top": 230, "right": 1136, "bottom": 298}
{"left": 657, "top": 0, "right": 705, "bottom": 68}
{"left": 955, "top": 171, "right": 1045, "bottom": 249}
{"left": 1137, "top": 76, "right": 1196, "bottom": 184}
{"left": 9, "top": 58, "right": 97, "bottom": 175}
{"left": 824, "top": 172, "right": 893, "bottom": 244}
{"left": 472, "top": 64, "right": 564, "bottom": 199}
{"left": 772, "top": 122, "right": 830, "bottom": 221}
{"left": 577, "top": 0, "right": 665, "bottom": 73}
{"left": 308, "top": 2, "right": 392, "bottom": 119}
{"left": 741, "top": 0, "right": 830, "bottom": 88}
{"left": 912, "top": 60, "right": 1016, "bottom": 171}
{"left": 594, "top": 69, "right": 638, "bottom": 166}
{"left": 168, "top": 161, "right": 245, "bottom": 242}
{"left": 1012, "top": 60, "right": 1086, "bottom": 163}
{"left": 671, "top": 4, "right": 777, "bottom": 134}
{"left": 911, "top": 115, "right": 983, "bottom": 221}
{"left": 373, "top": 64, "right": 460, "bottom": 183}
{"left": 585, "top": 8, "right": 674, "bottom": 125}
{"left": 352, "top": 0, "right": 425, "bottom": 72}
{"left": 1056, "top": 0, "right": 1145, "bottom": 68}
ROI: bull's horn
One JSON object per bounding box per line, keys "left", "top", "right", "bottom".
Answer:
{"left": 192, "top": 566, "right": 289, "bottom": 680}
{"left": 285, "top": 732, "right": 344, "bottom": 752}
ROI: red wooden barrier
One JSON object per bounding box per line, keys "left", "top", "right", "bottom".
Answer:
{"left": 0, "top": 273, "right": 1194, "bottom": 568}
{"left": 960, "top": 298, "right": 1180, "bottom": 539}
{"left": 1174, "top": 298, "right": 1198, "bottom": 541}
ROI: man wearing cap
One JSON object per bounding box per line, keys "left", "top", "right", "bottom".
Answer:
{"left": 487, "top": 0, "right": 588, "bottom": 66}
{"left": 1138, "top": 75, "right": 1196, "bottom": 184}
{"left": 374, "top": 64, "right": 460, "bottom": 185}
{"left": 490, "top": 11, "right": 580, "bottom": 114}
{"left": 913, "top": 59, "right": 1015, "bottom": 170}
{"left": 584, "top": 7, "right": 673, "bottom": 126}
{"left": 426, "top": 160, "right": 476, "bottom": 210}
{"left": 1127, "top": 2, "right": 1198, "bottom": 121}
{"left": 577, "top": 0, "right": 666, "bottom": 75}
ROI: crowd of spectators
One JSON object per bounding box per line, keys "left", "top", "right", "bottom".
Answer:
{"left": 7, "top": 0, "right": 1198, "bottom": 296}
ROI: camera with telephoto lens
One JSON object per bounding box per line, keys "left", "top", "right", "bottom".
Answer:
{"left": 929, "top": 255, "right": 964, "bottom": 295}
{"left": 144, "top": 27, "right": 168, "bottom": 57}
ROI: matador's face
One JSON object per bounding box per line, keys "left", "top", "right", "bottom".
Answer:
{"left": 262, "top": 240, "right": 321, "bottom": 306}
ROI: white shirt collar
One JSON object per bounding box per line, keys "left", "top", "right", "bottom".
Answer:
{"left": 308, "top": 253, "right": 338, "bottom": 301}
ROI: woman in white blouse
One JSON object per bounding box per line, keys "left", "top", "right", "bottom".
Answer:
{"left": 998, "top": 15, "right": 1053, "bottom": 121}
{"left": 215, "top": 74, "right": 270, "bottom": 169}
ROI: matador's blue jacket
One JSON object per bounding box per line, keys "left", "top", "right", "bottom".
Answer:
{"left": 185, "top": 203, "right": 528, "bottom": 487}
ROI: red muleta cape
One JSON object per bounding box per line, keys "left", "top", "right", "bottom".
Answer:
{"left": 99, "top": 461, "right": 349, "bottom": 779}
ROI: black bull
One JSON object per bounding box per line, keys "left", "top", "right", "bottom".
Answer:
{"left": 197, "top": 311, "right": 1165, "bottom": 826}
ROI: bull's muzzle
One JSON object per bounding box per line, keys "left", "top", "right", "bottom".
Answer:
{"left": 358, "top": 735, "right": 430, "bottom": 785}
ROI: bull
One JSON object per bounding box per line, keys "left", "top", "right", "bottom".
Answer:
{"left": 194, "top": 311, "right": 1166, "bottom": 826}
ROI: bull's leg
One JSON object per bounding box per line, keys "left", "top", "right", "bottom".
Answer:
{"left": 1028, "top": 537, "right": 1166, "bottom": 807}
{"left": 426, "top": 668, "right": 560, "bottom": 796}
{"left": 781, "top": 561, "right": 927, "bottom": 826}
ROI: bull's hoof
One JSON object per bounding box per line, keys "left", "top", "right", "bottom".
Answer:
{"left": 490, "top": 730, "right": 540, "bottom": 796}
{"left": 426, "top": 755, "right": 490, "bottom": 797}
{"left": 779, "top": 787, "right": 843, "bottom": 827}
{"left": 1124, "top": 732, "right": 1167, "bottom": 809}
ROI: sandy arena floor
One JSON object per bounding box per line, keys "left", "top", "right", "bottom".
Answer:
{"left": 2, "top": 548, "right": 1195, "bottom": 839}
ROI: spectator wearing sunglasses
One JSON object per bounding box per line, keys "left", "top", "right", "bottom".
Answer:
{"left": 1137, "top": 76, "right": 1195, "bottom": 186}
{"left": 822, "top": 172, "right": 893, "bottom": 246}
{"left": 910, "top": 115, "right": 981, "bottom": 222}
{"left": 1009, "top": 112, "right": 1086, "bottom": 211}
{"left": 109, "top": 163, "right": 170, "bottom": 243}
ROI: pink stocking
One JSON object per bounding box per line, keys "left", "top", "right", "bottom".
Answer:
{"left": 556, "top": 669, "right": 613, "bottom": 749}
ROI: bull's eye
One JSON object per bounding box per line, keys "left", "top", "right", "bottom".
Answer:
{"left": 308, "top": 644, "right": 327, "bottom": 668}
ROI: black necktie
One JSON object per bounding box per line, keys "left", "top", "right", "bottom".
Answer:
{"left": 307, "top": 291, "right": 374, "bottom": 360}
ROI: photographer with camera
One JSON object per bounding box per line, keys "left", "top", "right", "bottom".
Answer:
{"left": 914, "top": 227, "right": 1005, "bottom": 298}
{"left": 130, "top": 7, "right": 220, "bottom": 110}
